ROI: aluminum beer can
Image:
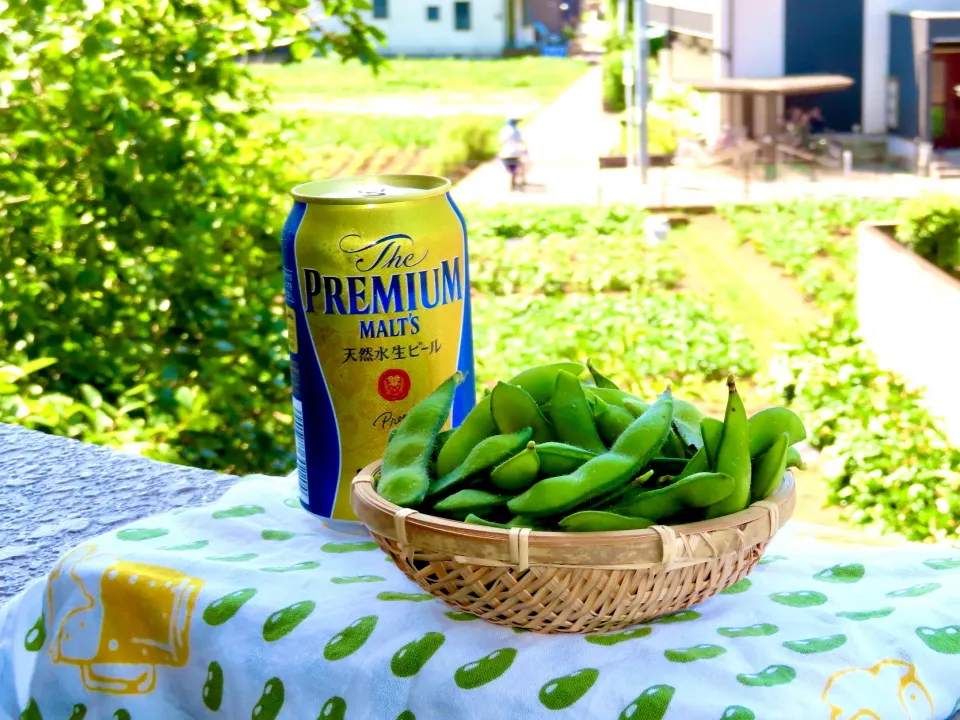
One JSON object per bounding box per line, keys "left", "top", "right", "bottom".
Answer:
{"left": 282, "top": 175, "right": 476, "bottom": 529}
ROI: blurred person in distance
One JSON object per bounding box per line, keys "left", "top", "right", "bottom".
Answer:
{"left": 498, "top": 117, "right": 529, "bottom": 190}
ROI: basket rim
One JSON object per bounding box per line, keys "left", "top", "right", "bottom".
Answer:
{"left": 350, "top": 461, "right": 796, "bottom": 571}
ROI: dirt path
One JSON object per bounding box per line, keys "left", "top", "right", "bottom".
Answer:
{"left": 670, "top": 214, "right": 845, "bottom": 528}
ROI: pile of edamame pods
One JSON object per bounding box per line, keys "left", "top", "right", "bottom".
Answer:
{"left": 376, "top": 362, "right": 807, "bottom": 532}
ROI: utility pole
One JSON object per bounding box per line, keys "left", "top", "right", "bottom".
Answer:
{"left": 633, "top": 0, "right": 648, "bottom": 184}
{"left": 617, "top": 0, "right": 627, "bottom": 36}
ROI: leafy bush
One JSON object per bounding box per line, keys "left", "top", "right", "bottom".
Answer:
{"left": 433, "top": 117, "right": 500, "bottom": 175}
{"left": 602, "top": 35, "right": 631, "bottom": 113}
{"left": 0, "top": 0, "right": 380, "bottom": 473}
{"left": 724, "top": 199, "right": 960, "bottom": 541}
{"left": 896, "top": 193, "right": 960, "bottom": 274}
{"left": 468, "top": 204, "right": 653, "bottom": 240}
{"left": 473, "top": 291, "right": 758, "bottom": 399}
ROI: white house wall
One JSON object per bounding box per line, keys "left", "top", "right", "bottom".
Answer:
{"left": 309, "top": 0, "right": 507, "bottom": 57}
{"left": 862, "top": 0, "right": 958, "bottom": 134}
{"left": 729, "top": 0, "right": 785, "bottom": 78}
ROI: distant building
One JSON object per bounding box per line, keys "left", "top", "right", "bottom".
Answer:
{"left": 310, "top": 0, "right": 575, "bottom": 57}
{"left": 647, "top": 0, "right": 960, "bottom": 157}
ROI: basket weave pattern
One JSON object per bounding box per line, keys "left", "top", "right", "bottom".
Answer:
{"left": 352, "top": 464, "right": 795, "bottom": 634}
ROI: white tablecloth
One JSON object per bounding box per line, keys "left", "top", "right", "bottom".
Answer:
{"left": 2, "top": 474, "right": 959, "bottom": 720}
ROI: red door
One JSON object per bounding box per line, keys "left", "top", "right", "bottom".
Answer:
{"left": 932, "top": 49, "right": 960, "bottom": 149}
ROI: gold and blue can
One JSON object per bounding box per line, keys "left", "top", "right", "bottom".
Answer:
{"left": 282, "top": 175, "right": 476, "bottom": 528}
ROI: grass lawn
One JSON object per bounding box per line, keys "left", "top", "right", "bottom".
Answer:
{"left": 251, "top": 56, "right": 591, "bottom": 106}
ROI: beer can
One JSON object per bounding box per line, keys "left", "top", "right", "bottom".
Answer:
{"left": 281, "top": 174, "right": 476, "bottom": 530}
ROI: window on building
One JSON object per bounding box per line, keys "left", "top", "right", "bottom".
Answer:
{"left": 426, "top": 5, "right": 440, "bottom": 21}
{"left": 454, "top": 1, "right": 471, "bottom": 30}
{"left": 373, "top": 0, "right": 387, "bottom": 19}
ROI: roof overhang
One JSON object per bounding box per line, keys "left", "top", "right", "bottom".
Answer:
{"left": 676, "top": 74, "right": 855, "bottom": 95}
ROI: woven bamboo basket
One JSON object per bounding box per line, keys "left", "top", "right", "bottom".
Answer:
{"left": 351, "top": 463, "right": 795, "bottom": 634}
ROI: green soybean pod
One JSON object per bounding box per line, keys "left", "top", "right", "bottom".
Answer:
{"left": 379, "top": 373, "right": 463, "bottom": 507}
{"left": 509, "top": 390, "right": 673, "bottom": 517}
{"left": 677, "top": 446, "right": 709, "bottom": 480}
{"left": 68, "top": 704, "right": 87, "bottom": 720}
{"left": 661, "top": 429, "right": 688, "bottom": 459}
{"left": 550, "top": 371, "right": 607, "bottom": 454}
{"left": 673, "top": 399, "right": 705, "bottom": 447}
{"left": 437, "top": 362, "right": 585, "bottom": 477}
{"left": 428, "top": 428, "right": 533, "bottom": 497}
{"left": 751, "top": 431, "right": 788, "bottom": 502}
{"left": 586, "top": 387, "right": 648, "bottom": 410}
{"left": 615, "top": 472, "right": 734, "bottom": 521}
{"left": 20, "top": 699, "right": 41, "bottom": 720}
{"left": 785, "top": 446, "right": 806, "bottom": 470}
{"left": 455, "top": 648, "right": 517, "bottom": 689}
{"left": 203, "top": 588, "right": 257, "bottom": 627}
{"left": 23, "top": 614, "right": 45, "bottom": 652}
{"left": 536, "top": 442, "right": 597, "bottom": 477}
{"left": 748, "top": 407, "right": 807, "bottom": 458}
{"left": 588, "top": 360, "right": 619, "bottom": 389}
{"left": 463, "top": 514, "right": 512, "bottom": 529}
{"left": 700, "top": 417, "right": 723, "bottom": 470}
{"left": 202, "top": 661, "right": 223, "bottom": 711}
{"left": 433, "top": 489, "right": 511, "bottom": 515}
{"left": 558, "top": 511, "right": 655, "bottom": 532}
{"left": 706, "top": 376, "right": 751, "bottom": 519}
{"left": 490, "top": 382, "right": 556, "bottom": 444}
{"left": 434, "top": 428, "right": 454, "bottom": 458}
{"left": 593, "top": 403, "right": 636, "bottom": 447}
{"left": 490, "top": 442, "right": 540, "bottom": 491}
{"left": 621, "top": 397, "right": 652, "bottom": 418}
{"left": 263, "top": 600, "right": 316, "bottom": 642}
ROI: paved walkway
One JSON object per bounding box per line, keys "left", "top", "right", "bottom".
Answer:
{"left": 455, "top": 66, "right": 960, "bottom": 207}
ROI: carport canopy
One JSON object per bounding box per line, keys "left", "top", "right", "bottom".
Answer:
{"left": 674, "top": 74, "right": 855, "bottom": 162}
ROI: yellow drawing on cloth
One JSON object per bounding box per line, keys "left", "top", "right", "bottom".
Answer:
{"left": 822, "top": 659, "right": 935, "bottom": 720}
{"left": 47, "top": 544, "right": 204, "bottom": 695}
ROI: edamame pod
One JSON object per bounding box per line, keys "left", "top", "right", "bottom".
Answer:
{"left": 584, "top": 469, "right": 654, "bottom": 510}
{"left": 622, "top": 397, "right": 652, "bottom": 418}
{"left": 539, "top": 669, "right": 599, "bottom": 711}
{"left": 588, "top": 387, "right": 648, "bottom": 410}
{"left": 706, "top": 377, "right": 751, "bottom": 519}
{"left": 751, "top": 431, "right": 788, "bottom": 502}
{"left": 324, "top": 615, "right": 378, "bottom": 661}
{"left": 661, "top": 429, "right": 687, "bottom": 459}
{"left": 677, "top": 446, "right": 708, "bottom": 480}
{"left": 490, "top": 382, "right": 555, "bottom": 444}
{"left": 436, "top": 364, "right": 583, "bottom": 477}
{"left": 550, "top": 371, "right": 607, "bottom": 454}
{"left": 785, "top": 446, "right": 806, "bottom": 470}
{"left": 455, "top": 648, "right": 517, "bottom": 689}
{"left": 435, "top": 428, "right": 454, "bottom": 457}
{"left": 619, "top": 685, "right": 675, "bottom": 720}
{"left": 23, "top": 614, "right": 44, "bottom": 652}
{"left": 748, "top": 407, "right": 806, "bottom": 457}
{"left": 380, "top": 373, "right": 463, "bottom": 507}
{"left": 615, "top": 472, "right": 735, "bottom": 521}
{"left": 319, "top": 697, "right": 347, "bottom": 720}
{"left": 673, "top": 399, "right": 705, "bottom": 449}
{"left": 263, "top": 600, "right": 316, "bottom": 642}
{"left": 509, "top": 390, "right": 673, "bottom": 517}
{"left": 490, "top": 442, "right": 540, "bottom": 491}
{"left": 434, "top": 489, "right": 511, "bottom": 515}
{"left": 464, "top": 514, "right": 513, "bottom": 529}
{"left": 428, "top": 428, "right": 533, "bottom": 497}
{"left": 536, "top": 442, "right": 597, "bottom": 476}
{"left": 558, "top": 511, "right": 655, "bottom": 532}
{"left": 593, "top": 402, "right": 636, "bottom": 447}
{"left": 588, "top": 360, "right": 619, "bottom": 389}
{"left": 700, "top": 417, "right": 723, "bottom": 470}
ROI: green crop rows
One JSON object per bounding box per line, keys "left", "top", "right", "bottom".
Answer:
{"left": 721, "top": 199, "right": 960, "bottom": 542}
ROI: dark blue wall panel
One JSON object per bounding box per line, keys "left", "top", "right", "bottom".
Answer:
{"left": 929, "top": 18, "right": 960, "bottom": 41}
{"left": 784, "top": 0, "right": 864, "bottom": 131}
{"left": 889, "top": 13, "right": 919, "bottom": 138}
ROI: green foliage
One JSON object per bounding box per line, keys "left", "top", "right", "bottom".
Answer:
{"left": 602, "top": 35, "right": 631, "bottom": 113}
{"left": 250, "top": 56, "right": 590, "bottom": 104}
{"left": 470, "top": 232, "right": 680, "bottom": 295}
{"left": 896, "top": 193, "right": 960, "bottom": 274}
{"left": 433, "top": 117, "right": 499, "bottom": 175}
{"left": 469, "top": 204, "right": 653, "bottom": 239}
{"left": 0, "top": 0, "right": 382, "bottom": 473}
{"left": 723, "top": 199, "right": 960, "bottom": 541}
{"left": 473, "top": 291, "right": 758, "bottom": 400}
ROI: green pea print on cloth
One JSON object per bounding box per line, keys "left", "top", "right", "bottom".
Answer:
{"left": 4, "top": 475, "right": 960, "bottom": 719}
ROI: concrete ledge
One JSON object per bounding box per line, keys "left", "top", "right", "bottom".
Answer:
{"left": 0, "top": 424, "right": 239, "bottom": 602}
{"left": 857, "top": 222, "right": 960, "bottom": 445}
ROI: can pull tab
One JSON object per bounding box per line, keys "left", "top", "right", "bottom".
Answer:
{"left": 356, "top": 186, "right": 388, "bottom": 198}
